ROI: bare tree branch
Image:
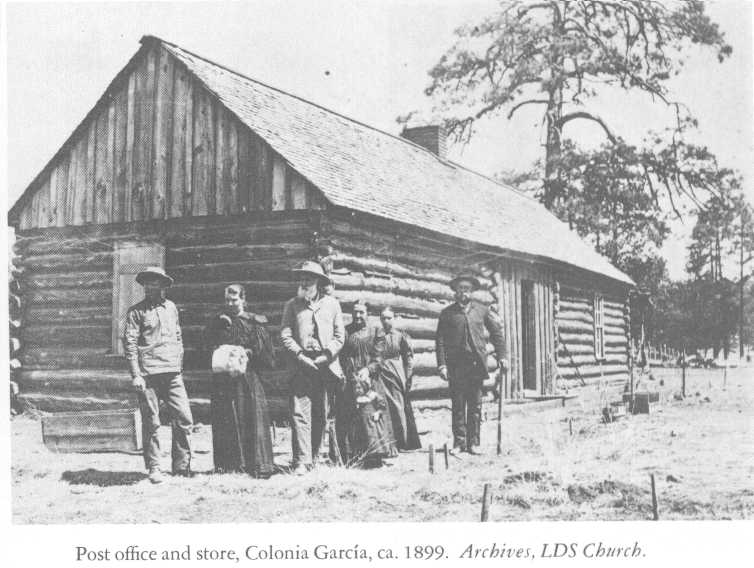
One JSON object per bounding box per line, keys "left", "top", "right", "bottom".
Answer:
{"left": 557, "top": 111, "right": 617, "bottom": 142}
{"left": 507, "top": 99, "right": 550, "bottom": 119}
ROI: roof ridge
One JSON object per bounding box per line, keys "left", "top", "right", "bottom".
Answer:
{"left": 144, "top": 34, "right": 460, "bottom": 168}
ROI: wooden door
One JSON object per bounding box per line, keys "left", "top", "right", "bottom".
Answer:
{"left": 521, "top": 280, "right": 537, "bottom": 391}
{"left": 111, "top": 242, "right": 165, "bottom": 355}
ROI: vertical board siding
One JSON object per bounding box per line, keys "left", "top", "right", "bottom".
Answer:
{"left": 152, "top": 47, "right": 175, "bottom": 220}
{"left": 210, "top": 105, "right": 229, "bottom": 215}
{"left": 170, "top": 62, "right": 190, "bottom": 217}
{"left": 191, "top": 87, "right": 215, "bottom": 216}
{"left": 112, "top": 85, "right": 129, "bottom": 223}
{"left": 14, "top": 46, "right": 315, "bottom": 229}
{"left": 55, "top": 159, "right": 69, "bottom": 227}
{"left": 124, "top": 73, "right": 137, "bottom": 223}
{"left": 37, "top": 178, "right": 50, "bottom": 229}
{"left": 291, "top": 172, "right": 307, "bottom": 209}
{"left": 65, "top": 143, "right": 78, "bottom": 226}
{"left": 93, "top": 109, "right": 109, "bottom": 224}
{"left": 271, "top": 156, "right": 286, "bottom": 211}
{"left": 132, "top": 47, "right": 156, "bottom": 221}
{"left": 237, "top": 129, "right": 252, "bottom": 213}
{"left": 47, "top": 168, "right": 57, "bottom": 228}
{"left": 72, "top": 137, "right": 87, "bottom": 225}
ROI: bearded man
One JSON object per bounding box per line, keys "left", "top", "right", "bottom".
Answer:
{"left": 436, "top": 274, "right": 507, "bottom": 455}
{"left": 280, "top": 261, "right": 345, "bottom": 474}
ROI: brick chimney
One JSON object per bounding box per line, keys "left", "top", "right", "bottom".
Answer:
{"left": 400, "top": 125, "right": 447, "bottom": 159}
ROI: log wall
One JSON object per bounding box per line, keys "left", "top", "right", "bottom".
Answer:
{"left": 322, "top": 210, "right": 557, "bottom": 398}
{"left": 12, "top": 41, "right": 324, "bottom": 230}
{"left": 554, "top": 282, "right": 630, "bottom": 384}
{"left": 13, "top": 207, "right": 631, "bottom": 416}
{"left": 13, "top": 212, "right": 317, "bottom": 418}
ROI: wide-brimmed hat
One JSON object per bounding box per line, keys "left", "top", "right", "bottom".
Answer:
{"left": 291, "top": 261, "right": 331, "bottom": 284}
{"left": 449, "top": 273, "right": 481, "bottom": 291}
{"left": 136, "top": 267, "right": 174, "bottom": 287}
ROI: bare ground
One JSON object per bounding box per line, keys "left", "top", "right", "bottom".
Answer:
{"left": 11, "top": 367, "right": 754, "bottom": 523}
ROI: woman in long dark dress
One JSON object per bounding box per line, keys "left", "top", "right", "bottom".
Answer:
{"left": 336, "top": 300, "right": 397, "bottom": 467}
{"left": 207, "top": 284, "right": 275, "bottom": 478}
{"left": 377, "top": 307, "right": 421, "bottom": 451}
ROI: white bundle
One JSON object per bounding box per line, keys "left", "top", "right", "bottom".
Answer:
{"left": 212, "top": 344, "right": 249, "bottom": 377}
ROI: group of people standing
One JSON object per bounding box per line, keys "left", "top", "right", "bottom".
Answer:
{"left": 123, "top": 260, "right": 507, "bottom": 484}
{"left": 281, "top": 261, "right": 420, "bottom": 474}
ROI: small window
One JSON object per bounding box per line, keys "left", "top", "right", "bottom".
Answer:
{"left": 111, "top": 242, "right": 165, "bottom": 354}
{"left": 594, "top": 293, "right": 605, "bottom": 360}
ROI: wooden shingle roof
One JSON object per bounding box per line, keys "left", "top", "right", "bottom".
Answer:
{"left": 160, "top": 38, "right": 631, "bottom": 285}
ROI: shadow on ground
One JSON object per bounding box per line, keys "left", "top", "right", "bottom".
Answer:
{"left": 61, "top": 469, "right": 147, "bottom": 486}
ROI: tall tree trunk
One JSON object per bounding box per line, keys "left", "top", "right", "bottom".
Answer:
{"left": 741, "top": 209, "right": 746, "bottom": 358}
{"left": 543, "top": 88, "right": 563, "bottom": 210}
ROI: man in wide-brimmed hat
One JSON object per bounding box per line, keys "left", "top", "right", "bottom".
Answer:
{"left": 436, "top": 273, "right": 507, "bottom": 454}
{"left": 124, "top": 267, "right": 192, "bottom": 484}
{"left": 280, "top": 261, "right": 345, "bottom": 474}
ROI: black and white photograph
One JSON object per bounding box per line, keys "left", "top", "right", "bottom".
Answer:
{"left": 2, "top": 0, "right": 753, "bottom": 562}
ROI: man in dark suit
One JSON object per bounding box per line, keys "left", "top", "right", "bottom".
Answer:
{"left": 436, "top": 274, "right": 507, "bottom": 454}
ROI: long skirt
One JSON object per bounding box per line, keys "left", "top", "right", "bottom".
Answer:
{"left": 211, "top": 370, "right": 274, "bottom": 477}
{"left": 380, "top": 358, "right": 421, "bottom": 451}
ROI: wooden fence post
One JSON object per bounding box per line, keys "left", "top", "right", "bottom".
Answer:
{"left": 681, "top": 347, "right": 687, "bottom": 398}
{"left": 497, "top": 368, "right": 505, "bottom": 456}
{"left": 650, "top": 474, "right": 659, "bottom": 520}
{"left": 481, "top": 483, "right": 492, "bottom": 522}
{"left": 443, "top": 443, "right": 449, "bottom": 470}
{"left": 428, "top": 444, "right": 434, "bottom": 474}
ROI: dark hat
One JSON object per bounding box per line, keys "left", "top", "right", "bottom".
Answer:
{"left": 449, "top": 273, "right": 481, "bottom": 291}
{"left": 136, "top": 267, "right": 174, "bottom": 287}
{"left": 291, "top": 261, "right": 331, "bottom": 285}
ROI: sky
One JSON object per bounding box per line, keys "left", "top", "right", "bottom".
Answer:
{"left": 4, "top": 0, "right": 753, "bottom": 279}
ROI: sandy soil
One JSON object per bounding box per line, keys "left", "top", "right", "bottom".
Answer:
{"left": 11, "top": 367, "right": 754, "bottom": 523}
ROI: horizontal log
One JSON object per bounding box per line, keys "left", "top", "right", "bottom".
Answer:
{"left": 557, "top": 363, "right": 628, "bottom": 380}
{"left": 557, "top": 320, "right": 594, "bottom": 334}
{"left": 164, "top": 223, "right": 313, "bottom": 248}
{"left": 556, "top": 310, "right": 593, "bottom": 324}
{"left": 166, "top": 261, "right": 301, "bottom": 284}
{"left": 26, "top": 306, "right": 130, "bottom": 326}
{"left": 558, "top": 299, "right": 592, "bottom": 311}
{"left": 176, "top": 302, "right": 284, "bottom": 327}
{"left": 604, "top": 324, "right": 627, "bottom": 335}
{"left": 18, "top": 251, "right": 113, "bottom": 272}
{"left": 334, "top": 289, "right": 445, "bottom": 318}
{"left": 329, "top": 236, "right": 472, "bottom": 274}
{"left": 169, "top": 281, "right": 297, "bottom": 303}
{"left": 27, "top": 288, "right": 112, "bottom": 307}
{"left": 604, "top": 309, "right": 627, "bottom": 320}
{"left": 22, "top": 324, "right": 112, "bottom": 348}
{"left": 21, "top": 347, "right": 121, "bottom": 370}
{"left": 168, "top": 243, "right": 310, "bottom": 266}
{"left": 409, "top": 374, "right": 497, "bottom": 400}
{"left": 329, "top": 270, "right": 455, "bottom": 301}
{"left": 15, "top": 238, "right": 116, "bottom": 256}
{"left": 19, "top": 392, "right": 137, "bottom": 413}
{"left": 412, "top": 351, "right": 498, "bottom": 376}
{"left": 329, "top": 252, "right": 455, "bottom": 284}
{"left": 557, "top": 354, "right": 628, "bottom": 367}
{"left": 557, "top": 343, "right": 595, "bottom": 356}
{"left": 558, "top": 332, "right": 594, "bottom": 346}
{"left": 21, "top": 271, "right": 112, "bottom": 290}
{"left": 16, "top": 368, "right": 291, "bottom": 398}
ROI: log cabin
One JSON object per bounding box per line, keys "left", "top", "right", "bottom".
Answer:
{"left": 8, "top": 36, "right": 634, "bottom": 419}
